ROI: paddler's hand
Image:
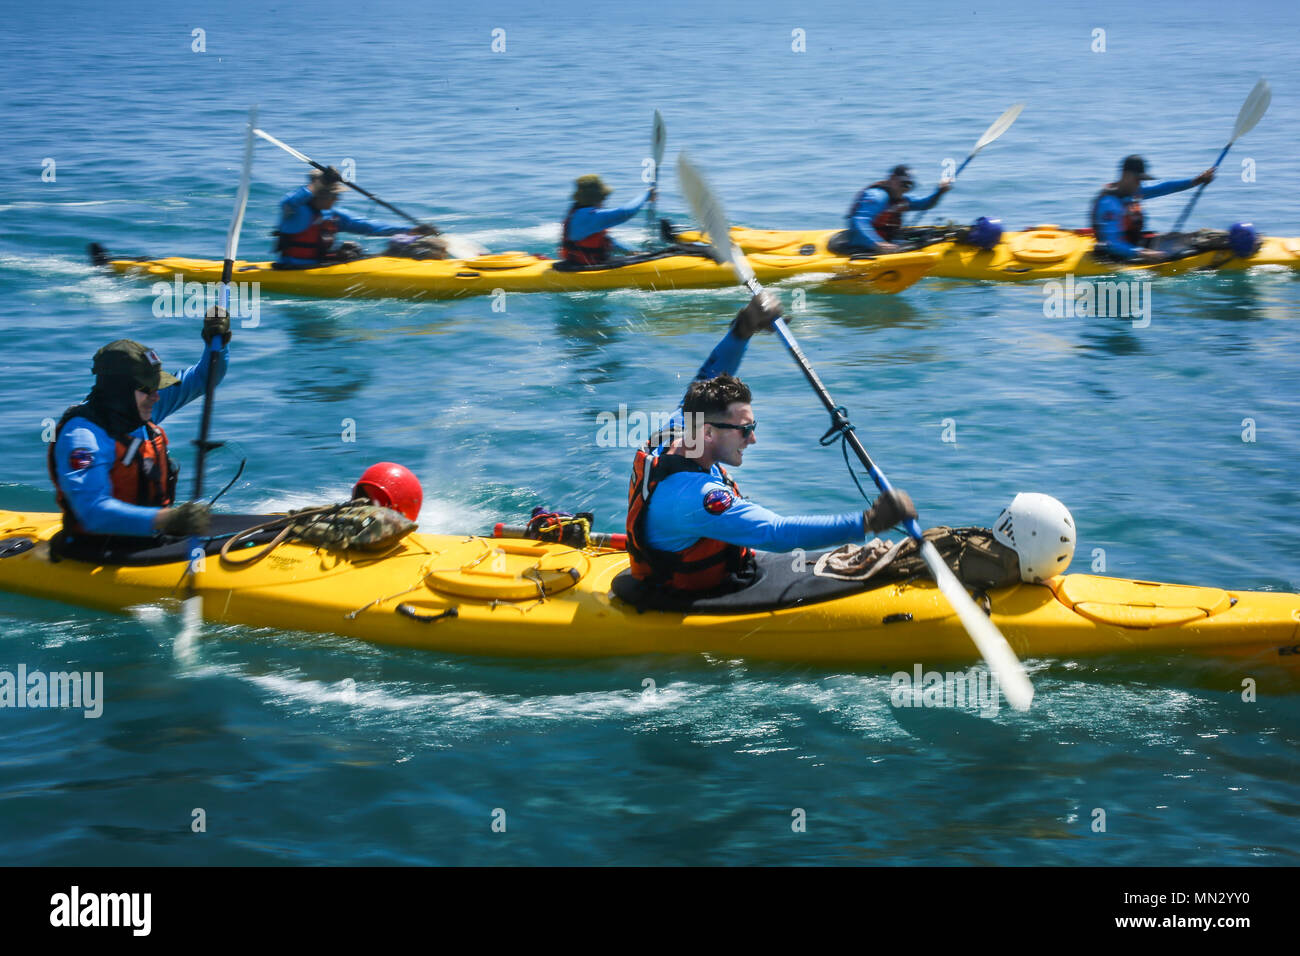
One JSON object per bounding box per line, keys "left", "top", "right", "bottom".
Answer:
{"left": 1136, "top": 248, "right": 1170, "bottom": 263}
{"left": 648, "top": 187, "right": 658, "bottom": 204}
{"left": 863, "top": 489, "right": 917, "bottom": 534}
{"left": 412, "top": 223, "right": 441, "bottom": 236}
{"left": 1194, "top": 167, "right": 1216, "bottom": 186}
{"left": 938, "top": 178, "right": 954, "bottom": 193}
{"left": 155, "top": 501, "right": 212, "bottom": 537}
{"left": 731, "top": 290, "right": 782, "bottom": 339}
{"left": 203, "top": 306, "right": 231, "bottom": 345}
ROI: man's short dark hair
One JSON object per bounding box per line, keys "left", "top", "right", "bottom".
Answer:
{"left": 682, "top": 374, "right": 752, "bottom": 421}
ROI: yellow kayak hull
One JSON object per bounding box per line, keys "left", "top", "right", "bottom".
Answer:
{"left": 2, "top": 511, "right": 1296, "bottom": 667}
{"left": 105, "top": 247, "right": 938, "bottom": 299}
{"left": 675, "top": 226, "right": 1300, "bottom": 281}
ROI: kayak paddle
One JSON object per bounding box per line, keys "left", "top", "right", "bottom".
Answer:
{"left": 915, "top": 102, "right": 1024, "bottom": 227}
{"left": 253, "top": 128, "right": 487, "bottom": 258}
{"left": 180, "top": 105, "right": 257, "bottom": 647}
{"left": 646, "top": 109, "right": 667, "bottom": 246}
{"left": 678, "top": 150, "right": 1035, "bottom": 712}
{"left": 1170, "top": 78, "right": 1271, "bottom": 234}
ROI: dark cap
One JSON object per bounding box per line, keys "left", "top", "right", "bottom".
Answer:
{"left": 1121, "top": 155, "right": 1155, "bottom": 180}
{"left": 92, "top": 340, "right": 180, "bottom": 391}
{"left": 889, "top": 164, "right": 916, "bottom": 188}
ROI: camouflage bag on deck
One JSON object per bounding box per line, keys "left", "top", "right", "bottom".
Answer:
{"left": 288, "top": 502, "right": 416, "bottom": 552}
{"left": 815, "top": 526, "right": 1021, "bottom": 591}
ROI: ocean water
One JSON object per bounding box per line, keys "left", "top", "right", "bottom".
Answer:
{"left": 0, "top": 0, "right": 1298, "bottom": 866}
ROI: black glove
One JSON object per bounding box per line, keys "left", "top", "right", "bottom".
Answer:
{"left": 863, "top": 489, "right": 917, "bottom": 534}
{"left": 412, "top": 223, "right": 441, "bottom": 236}
{"left": 203, "top": 306, "right": 231, "bottom": 345}
{"left": 319, "top": 165, "right": 343, "bottom": 186}
{"left": 158, "top": 501, "right": 211, "bottom": 537}
{"left": 731, "top": 291, "right": 782, "bottom": 340}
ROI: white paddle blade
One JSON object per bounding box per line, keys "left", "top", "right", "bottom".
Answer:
{"left": 920, "top": 541, "right": 1035, "bottom": 712}
{"left": 974, "top": 102, "right": 1025, "bottom": 153}
{"left": 225, "top": 106, "right": 258, "bottom": 263}
{"left": 1231, "top": 78, "right": 1271, "bottom": 143}
{"left": 652, "top": 109, "right": 667, "bottom": 167}
{"left": 676, "top": 151, "right": 754, "bottom": 282}
{"left": 441, "top": 235, "right": 490, "bottom": 259}
{"left": 176, "top": 594, "right": 202, "bottom": 664}
{"left": 253, "top": 127, "right": 312, "bottom": 165}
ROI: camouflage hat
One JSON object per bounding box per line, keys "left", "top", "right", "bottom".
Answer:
{"left": 573, "top": 174, "right": 613, "bottom": 205}
{"left": 92, "top": 340, "right": 180, "bottom": 391}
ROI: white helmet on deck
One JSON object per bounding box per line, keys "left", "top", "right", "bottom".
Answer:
{"left": 993, "top": 493, "right": 1076, "bottom": 583}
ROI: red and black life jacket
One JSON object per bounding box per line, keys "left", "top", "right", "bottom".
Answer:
{"left": 625, "top": 444, "right": 753, "bottom": 592}
{"left": 848, "top": 182, "right": 906, "bottom": 241}
{"left": 276, "top": 212, "right": 340, "bottom": 261}
{"left": 560, "top": 204, "right": 614, "bottom": 265}
{"left": 1090, "top": 184, "right": 1145, "bottom": 248}
{"left": 47, "top": 407, "right": 177, "bottom": 536}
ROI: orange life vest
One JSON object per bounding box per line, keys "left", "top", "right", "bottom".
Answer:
{"left": 276, "top": 213, "right": 341, "bottom": 261}
{"left": 848, "top": 182, "right": 905, "bottom": 241}
{"left": 1091, "top": 183, "right": 1145, "bottom": 247}
{"left": 47, "top": 410, "right": 177, "bottom": 536}
{"left": 560, "top": 205, "right": 613, "bottom": 264}
{"left": 625, "top": 444, "right": 753, "bottom": 592}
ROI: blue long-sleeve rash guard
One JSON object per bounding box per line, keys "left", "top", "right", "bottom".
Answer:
{"left": 1093, "top": 178, "right": 1197, "bottom": 260}
{"left": 53, "top": 343, "right": 229, "bottom": 537}
{"left": 641, "top": 328, "right": 865, "bottom": 555}
{"left": 565, "top": 188, "right": 652, "bottom": 254}
{"left": 277, "top": 185, "right": 408, "bottom": 265}
{"left": 846, "top": 185, "right": 945, "bottom": 249}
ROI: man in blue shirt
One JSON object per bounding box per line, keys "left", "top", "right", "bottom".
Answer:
{"left": 625, "top": 292, "right": 916, "bottom": 593}
{"left": 276, "top": 166, "right": 434, "bottom": 267}
{"left": 837, "top": 164, "right": 952, "bottom": 254}
{"left": 560, "top": 174, "right": 655, "bottom": 265}
{"left": 1091, "top": 155, "right": 1214, "bottom": 262}
{"left": 48, "top": 310, "right": 231, "bottom": 548}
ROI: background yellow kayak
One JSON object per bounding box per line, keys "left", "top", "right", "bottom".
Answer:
{"left": 676, "top": 225, "right": 1300, "bottom": 281}
{"left": 2, "top": 509, "right": 1296, "bottom": 667}
{"left": 104, "top": 245, "right": 939, "bottom": 299}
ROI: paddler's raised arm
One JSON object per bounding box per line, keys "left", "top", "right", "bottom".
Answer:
{"left": 657, "top": 293, "right": 783, "bottom": 439}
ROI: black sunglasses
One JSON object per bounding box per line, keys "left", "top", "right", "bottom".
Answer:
{"left": 706, "top": 420, "right": 757, "bottom": 438}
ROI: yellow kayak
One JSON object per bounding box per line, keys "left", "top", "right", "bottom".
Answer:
{"left": 100, "top": 246, "right": 939, "bottom": 299}
{"left": 675, "top": 225, "right": 1300, "bottom": 281}
{"left": 2, "top": 509, "right": 1296, "bottom": 667}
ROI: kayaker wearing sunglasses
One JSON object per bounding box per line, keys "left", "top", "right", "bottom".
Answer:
{"left": 625, "top": 292, "right": 916, "bottom": 594}
{"left": 46, "top": 309, "right": 231, "bottom": 551}
{"left": 836, "top": 164, "right": 953, "bottom": 255}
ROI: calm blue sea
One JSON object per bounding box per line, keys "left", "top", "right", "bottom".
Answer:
{"left": 1, "top": 0, "right": 1298, "bottom": 866}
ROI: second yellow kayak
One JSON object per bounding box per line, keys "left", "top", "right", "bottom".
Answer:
{"left": 675, "top": 225, "right": 1300, "bottom": 281}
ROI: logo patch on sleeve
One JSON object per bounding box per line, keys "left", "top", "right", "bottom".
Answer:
{"left": 69, "top": 448, "right": 94, "bottom": 471}
{"left": 703, "top": 488, "right": 734, "bottom": 515}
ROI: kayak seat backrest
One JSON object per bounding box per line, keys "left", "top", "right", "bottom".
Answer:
{"left": 610, "top": 550, "right": 874, "bottom": 615}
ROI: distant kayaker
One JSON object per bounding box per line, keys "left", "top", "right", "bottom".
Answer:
{"left": 1091, "top": 155, "right": 1215, "bottom": 263}
{"left": 560, "top": 175, "right": 655, "bottom": 266}
{"left": 625, "top": 292, "right": 917, "bottom": 594}
{"left": 834, "top": 164, "right": 953, "bottom": 255}
{"left": 275, "top": 166, "right": 436, "bottom": 267}
{"left": 47, "top": 310, "right": 231, "bottom": 551}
